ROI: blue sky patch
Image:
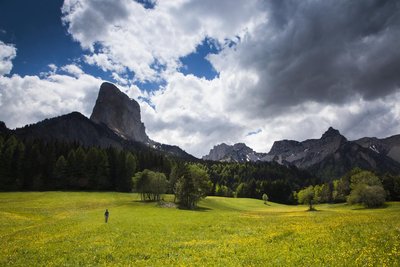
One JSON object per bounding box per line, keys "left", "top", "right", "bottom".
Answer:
{"left": 179, "top": 38, "right": 220, "bottom": 80}
{"left": 0, "top": 0, "right": 84, "bottom": 77}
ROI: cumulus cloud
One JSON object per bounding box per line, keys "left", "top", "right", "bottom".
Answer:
{"left": 61, "top": 0, "right": 266, "bottom": 82}
{"left": 57, "top": 0, "right": 400, "bottom": 157}
{"left": 2, "top": 0, "right": 400, "bottom": 159}
{"left": 0, "top": 41, "right": 16, "bottom": 75}
{"left": 0, "top": 48, "right": 144, "bottom": 131}
{"left": 61, "top": 64, "right": 84, "bottom": 77}
{"left": 0, "top": 45, "right": 105, "bottom": 129}
{"left": 0, "top": 72, "right": 103, "bottom": 129}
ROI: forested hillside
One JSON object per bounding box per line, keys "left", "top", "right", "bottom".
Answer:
{"left": 0, "top": 133, "right": 317, "bottom": 204}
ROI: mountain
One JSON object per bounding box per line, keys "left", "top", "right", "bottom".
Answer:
{"left": 5, "top": 82, "right": 195, "bottom": 160}
{"left": 14, "top": 112, "right": 126, "bottom": 149}
{"left": 308, "top": 141, "right": 400, "bottom": 181}
{"left": 202, "top": 143, "right": 268, "bottom": 162}
{"left": 203, "top": 127, "right": 400, "bottom": 179}
{"left": 89, "top": 82, "right": 194, "bottom": 159}
{"left": 90, "top": 82, "right": 150, "bottom": 143}
{"left": 354, "top": 135, "right": 400, "bottom": 163}
{"left": 268, "top": 127, "right": 347, "bottom": 168}
{"left": 0, "top": 121, "right": 10, "bottom": 135}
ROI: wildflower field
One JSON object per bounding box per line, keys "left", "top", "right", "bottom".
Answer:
{"left": 1, "top": 192, "right": 399, "bottom": 266}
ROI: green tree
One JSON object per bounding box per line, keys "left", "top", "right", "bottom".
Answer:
{"left": 0, "top": 136, "right": 20, "bottom": 190}
{"left": 298, "top": 186, "right": 316, "bottom": 211}
{"left": 174, "top": 164, "right": 211, "bottom": 209}
{"left": 116, "top": 151, "right": 137, "bottom": 192}
{"left": 54, "top": 155, "right": 68, "bottom": 189}
{"left": 215, "top": 184, "right": 229, "bottom": 197}
{"left": 96, "top": 150, "right": 110, "bottom": 190}
{"left": 149, "top": 171, "right": 168, "bottom": 201}
{"left": 85, "top": 147, "right": 99, "bottom": 189}
{"left": 236, "top": 183, "right": 247, "bottom": 198}
{"left": 382, "top": 174, "right": 400, "bottom": 201}
{"left": 133, "top": 170, "right": 168, "bottom": 201}
{"left": 347, "top": 171, "right": 386, "bottom": 208}
{"left": 262, "top": 193, "right": 269, "bottom": 204}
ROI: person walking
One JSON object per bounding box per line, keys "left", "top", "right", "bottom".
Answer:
{"left": 104, "top": 209, "right": 109, "bottom": 223}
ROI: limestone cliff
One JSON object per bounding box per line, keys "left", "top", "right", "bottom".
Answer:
{"left": 90, "top": 82, "right": 150, "bottom": 143}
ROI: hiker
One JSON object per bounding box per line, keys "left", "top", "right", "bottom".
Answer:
{"left": 104, "top": 209, "right": 109, "bottom": 223}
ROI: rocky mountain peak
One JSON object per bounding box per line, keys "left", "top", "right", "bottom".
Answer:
{"left": 268, "top": 140, "right": 302, "bottom": 155}
{"left": 0, "top": 121, "right": 9, "bottom": 134}
{"left": 233, "top": 143, "right": 248, "bottom": 150}
{"left": 321, "top": 127, "right": 345, "bottom": 140}
{"left": 202, "top": 143, "right": 232, "bottom": 161}
{"left": 202, "top": 143, "right": 266, "bottom": 162}
{"left": 90, "top": 82, "right": 150, "bottom": 143}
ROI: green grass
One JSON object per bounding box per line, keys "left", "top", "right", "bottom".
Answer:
{"left": 1, "top": 192, "right": 400, "bottom": 266}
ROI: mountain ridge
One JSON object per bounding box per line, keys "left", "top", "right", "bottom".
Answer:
{"left": 3, "top": 82, "right": 196, "bottom": 160}
{"left": 203, "top": 127, "right": 400, "bottom": 179}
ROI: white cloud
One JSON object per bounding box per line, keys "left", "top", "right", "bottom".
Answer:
{"left": 2, "top": 1, "right": 400, "bottom": 161}
{"left": 62, "top": 0, "right": 267, "bottom": 82}
{"left": 0, "top": 72, "right": 104, "bottom": 129}
{"left": 59, "top": 0, "right": 400, "bottom": 158}
{"left": 0, "top": 44, "right": 143, "bottom": 131}
{"left": 0, "top": 41, "right": 16, "bottom": 75}
{"left": 61, "top": 64, "right": 84, "bottom": 77}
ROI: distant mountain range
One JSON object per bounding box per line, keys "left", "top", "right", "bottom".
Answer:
{"left": 203, "top": 127, "right": 400, "bottom": 180}
{"left": 1, "top": 82, "right": 195, "bottom": 160}
{"left": 2, "top": 81, "right": 400, "bottom": 180}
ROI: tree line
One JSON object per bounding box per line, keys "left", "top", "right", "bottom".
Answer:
{"left": 296, "top": 168, "right": 400, "bottom": 209}
{"left": 2, "top": 134, "right": 400, "bottom": 209}
{"left": 0, "top": 134, "right": 171, "bottom": 192}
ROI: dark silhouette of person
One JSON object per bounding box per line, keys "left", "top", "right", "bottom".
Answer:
{"left": 104, "top": 209, "right": 109, "bottom": 223}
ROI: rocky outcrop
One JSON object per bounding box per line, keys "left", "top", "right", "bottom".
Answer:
{"left": 6, "top": 82, "right": 196, "bottom": 160}
{"left": 202, "top": 143, "right": 266, "bottom": 162}
{"left": 203, "top": 127, "right": 400, "bottom": 179}
{"left": 0, "top": 121, "right": 10, "bottom": 135}
{"left": 308, "top": 141, "right": 400, "bottom": 181}
{"left": 355, "top": 134, "right": 400, "bottom": 163}
{"left": 268, "top": 127, "right": 347, "bottom": 168}
{"left": 90, "top": 82, "right": 150, "bottom": 143}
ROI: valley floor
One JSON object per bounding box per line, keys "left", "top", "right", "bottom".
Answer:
{"left": 1, "top": 192, "right": 399, "bottom": 266}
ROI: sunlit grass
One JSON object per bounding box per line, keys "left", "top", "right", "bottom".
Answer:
{"left": 1, "top": 192, "right": 399, "bottom": 266}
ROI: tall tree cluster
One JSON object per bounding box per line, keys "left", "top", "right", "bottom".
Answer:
{"left": 133, "top": 169, "right": 168, "bottom": 201}
{"left": 204, "top": 162, "right": 316, "bottom": 203}
{"left": 2, "top": 133, "right": 400, "bottom": 207}
{"left": 0, "top": 135, "right": 145, "bottom": 192}
{"left": 296, "top": 168, "right": 400, "bottom": 208}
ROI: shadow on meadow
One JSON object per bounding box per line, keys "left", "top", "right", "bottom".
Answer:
{"left": 130, "top": 199, "right": 212, "bottom": 212}
{"left": 351, "top": 203, "right": 389, "bottom": 210}
{"left": 178, "top": 206, "right": 212, "bottom": 212}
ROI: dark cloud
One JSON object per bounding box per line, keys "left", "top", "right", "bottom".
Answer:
{"left": 226, "top": 0, "right": 400, "bottom": 116}
{"left": 247, "top": 129, "right": 262, "bottom": 136}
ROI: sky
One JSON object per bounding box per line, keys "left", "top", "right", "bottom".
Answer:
{"left": 0, "top": 0, "right": 400, "bottom": 158}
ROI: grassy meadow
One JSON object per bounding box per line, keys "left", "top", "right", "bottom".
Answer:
{"left": 1, "top": 192, "right": 400, "bottom": 266}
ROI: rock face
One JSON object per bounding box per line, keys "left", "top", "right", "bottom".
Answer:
{"left": 0, "top": 121, "right": 9, "bottom": 135}
{"left": 268, "top": 127, "right": 347, "bottom": 168}
{"left": 308, "top": 141, "right": 400, "bottom": 181}
{"left": 355, "top": 135, "right": 400, "bottom": 163}
{"left": 90, "top": 82, "right": 150, "bottom": 143}
{"left": 202, "top": 143, "right": 267, "bottom": 162}
{"left": 203, "top": 127, "right": 400, "bottom": 180}
{"left": 7, "top": 82, "right": 196, "bottom": 160}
